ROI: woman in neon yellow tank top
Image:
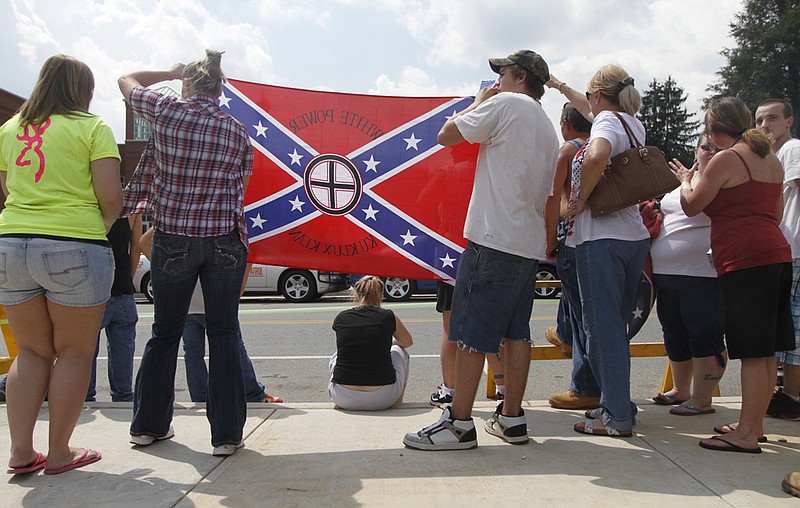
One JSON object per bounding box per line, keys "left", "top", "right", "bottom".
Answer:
{"left": 0, "top": 55, "right": 122, "bottom": 475}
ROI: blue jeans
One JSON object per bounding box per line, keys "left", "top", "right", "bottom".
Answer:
{"left": 557, "top": 243, "right": 600, "bottom": 398}
{"left": 182, "top": 314, "right": 266, "bottom": 403}
{"left": 88, "top": 293, "right": 138, "bottom": 402}
{"left": 131, "top": 230, "right": 247, "bottom": 447}
{"left": 575, "top": 238, "right": 649, "bottom": 431}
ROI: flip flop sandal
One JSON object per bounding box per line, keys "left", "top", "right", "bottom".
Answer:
{"left": 669, "top": 404, "right": 715, "bottom": 416}
{"left": 652, "top": 393, "right": 688, "bottom": 405}
{"left": 7, "top": 452, "right": 46, "bottom": 475}
{"left": 264, "top": 393, "right": 283, "bottom": 403}
{"left": 713, "top": 423, "right": 767, "bottom": 442}
{"left": 43, "top": 448, "right": 102, "bottom": 475}
{"left": 698, "top": 435, "right": 761, "bottom": 454}
{"left": 573, "top": 419, "right": 632, "bottom": 437}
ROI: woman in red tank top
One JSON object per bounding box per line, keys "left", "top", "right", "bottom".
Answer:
{"left": 675, "top": 97, "right": 793, "bottom": 454}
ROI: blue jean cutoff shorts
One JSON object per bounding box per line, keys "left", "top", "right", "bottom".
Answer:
{"left": 0, "top": 237, "right": 114, "bottom": 307}
{"left": 449, "top": 241, "right": 538, "bottom": 354}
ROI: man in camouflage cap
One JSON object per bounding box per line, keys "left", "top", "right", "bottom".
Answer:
{"left": 489, "top": 49, "right": 550, "bottom": 83}
{"left": 404, "top": 51, "right": 559, "bottom": 451}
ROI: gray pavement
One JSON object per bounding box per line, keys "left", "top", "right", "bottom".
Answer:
{"left": 1, "top": 398, "right": 798, "bottom": 507}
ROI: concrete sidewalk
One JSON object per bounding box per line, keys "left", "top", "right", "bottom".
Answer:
{"left": 1, "top": 398, "right": 798, "bottom": 507}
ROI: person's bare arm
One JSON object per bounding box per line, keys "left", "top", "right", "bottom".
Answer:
{"left": 393, "top": 315, "right": 413, "bottom": 348}
{"left": 139, "top": 226, "right": 154, "bottom": 261}
{"left": 546, "top": 76, "right": 594, "bottom": 123}
{"left": 438, "top": 86, "right": 499, "bottom": 146}
{"left": 546, "top": 143, "right": 578, "bottom": 256}
{"left": 90, "top": 158, "right": 122, "bottom": 232}
{"left": 675, "top": 152, "right": 732, "bottom": 217}
{"left": 118, "top": 63, "right": 185, "bottom": 103}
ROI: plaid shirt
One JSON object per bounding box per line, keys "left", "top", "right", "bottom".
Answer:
{"left": 122, "top": 86, "right": 254, "bottom": 247}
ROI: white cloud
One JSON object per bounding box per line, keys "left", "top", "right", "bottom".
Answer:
{"left": 11, "top": 0, "right": 63, "bottom": 62}
{"left": 1, "top": 0, "right": 747, "bottom": 142}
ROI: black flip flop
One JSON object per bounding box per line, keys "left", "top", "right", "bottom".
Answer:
{"left": 699, "top": 435, "right": 762, "bottom": 454}
{"left": 713, "top": 423, "right": 767, "bottom": 443}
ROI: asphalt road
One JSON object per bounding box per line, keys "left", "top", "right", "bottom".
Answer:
{"left": 2, "top": 292, "right": 742, "bottom": 404}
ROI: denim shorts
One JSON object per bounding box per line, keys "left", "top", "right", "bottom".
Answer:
{"left": 449, "top": 241, "right": 538, "bottom": 354}
{"left": 0, "top": 237, "right": 114, "bottom": 307}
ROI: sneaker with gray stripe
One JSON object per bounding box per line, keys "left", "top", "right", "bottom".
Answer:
{"left": 484, "top": 402, "right": 529, "bottom": 445}
{"left": 403, "top": 406, "right": 477, "bottom": 450}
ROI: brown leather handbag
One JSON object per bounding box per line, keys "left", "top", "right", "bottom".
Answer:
{"left": 588, "top": 112, "right": 678, "bottom": 218}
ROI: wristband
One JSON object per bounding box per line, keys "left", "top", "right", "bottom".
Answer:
{"left": 557, "top": 82, "right": 566, "bottom": 93}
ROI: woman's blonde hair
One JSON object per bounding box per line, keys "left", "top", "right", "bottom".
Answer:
{"left": 587, "top": 64, "right": 642, "bottom": 116}
{"left": 182, "top": 49, "right": 226, "bottom": 96}
{"left": 705, "top": 96, "right": 772, "bottom": 158}
{"left": 18, "top": 54, "right": 94, "bottom": 125}
{"left": 352, "top": 276, "right": 384, "bottom": 308}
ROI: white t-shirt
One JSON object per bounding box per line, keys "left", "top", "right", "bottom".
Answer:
{"left": 778, "top": 138, "right": 800, "bottom": 258}
{"left": 454, "top": 92, "right": 558, "bottom": 259}
{"left": 566, "top": 110, "right": 650, "bottom": 247}
{"left": 650, "top": 180, "right": 716, "bottom": 278}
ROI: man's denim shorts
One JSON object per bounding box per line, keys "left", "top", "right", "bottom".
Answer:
{"left": 448, "top": 241, "right": 538, "bottom": 354}
{"left": 0, "top": 237, "right": 114, "bottom": 307}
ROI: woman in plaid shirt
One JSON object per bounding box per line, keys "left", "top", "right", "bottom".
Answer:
{"left": 118, "top": 50, "right": 253, "bottom": 457}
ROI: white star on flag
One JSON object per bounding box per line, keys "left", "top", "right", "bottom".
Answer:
{"left": 439, "top": 253, "right": 456, "bottom": 268}
{"left": 445, "top": 110, "right": 458, "bottom": 120}
{"left": 254, "top": 121, "right": 268, "bottom": 138}
{"left": 218, "top": 92, "right": 232, "bottom": 108}
{"left": 363, "top": 155, "right": 380, "bottom": 172}
{"left": 250, "top": 213, "right": 266, "bottom": 229}
{"left": 289, "top": 149, "right": 304, "bottom": 166}
{"left": 289, "top": 196, "right": 305, "bottom": 212}
{"left": 362, "top": 204, "right": 379, "bottom": 220}
{"left": 631, "top": 307, "right": 644, "bottom": 320}
{"left": 403, "top": 133, "right": 421, "bottom": 150}
{"left": 400, "top": 230, "right": 418, "bottom": 246}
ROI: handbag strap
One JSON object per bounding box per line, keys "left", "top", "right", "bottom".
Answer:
{"left": 612, "top": 112, "right": 643, "bottom": 149}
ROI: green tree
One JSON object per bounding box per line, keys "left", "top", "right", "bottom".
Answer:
{"left": 707, "top": 0, "right": 800, "bottom": 130}
{"left": 640, "top": 76, "right": 699, "bottom": 165}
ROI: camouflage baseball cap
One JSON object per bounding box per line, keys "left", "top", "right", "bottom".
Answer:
{"left": 488, "top": 50, "right": 549, "bottom": 83}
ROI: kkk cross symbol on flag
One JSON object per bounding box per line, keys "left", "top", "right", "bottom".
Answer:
{"left": 222, "top": 78, "right": 479, "bottom": 281}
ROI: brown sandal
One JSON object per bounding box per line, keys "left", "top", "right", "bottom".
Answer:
{"left": 573, "top": 419, "right": 632, "bottom": 437}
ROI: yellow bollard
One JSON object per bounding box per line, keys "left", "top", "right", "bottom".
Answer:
{"left": 0, "top": 304, "right": 18, "bottom": 375}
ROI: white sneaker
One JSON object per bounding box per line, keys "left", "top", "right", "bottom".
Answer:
{"left": 484, "top": 402, "right": 528, "bottom": 444}
{"left": 130, "top": 426, "right": 175, "bottom": 446}
{"left": 403, "top": 407, "right": 477, "bottom": 451}
{"left": 213, "top": 440, "right": 244, "bottom": 456}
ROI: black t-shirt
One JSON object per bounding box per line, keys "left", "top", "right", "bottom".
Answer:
{"left": 331, "top": 306, "right": 397, "bottom": 386}
{"left": 108, "top": 218, "right": 134, "bottom": 297}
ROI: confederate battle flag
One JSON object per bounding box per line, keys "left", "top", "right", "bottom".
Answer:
{"left": 222, "top": 78, "right": 480, "bottom": 281}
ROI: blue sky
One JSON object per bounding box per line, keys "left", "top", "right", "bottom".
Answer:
{"left": 1, "top": 0, "right": 743, "bottom": 142}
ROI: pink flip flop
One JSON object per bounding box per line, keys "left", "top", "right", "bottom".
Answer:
{"left": 7, "top": 452, "right": 46, "bottom": 474}
{"left": 43, "top": 448, "right": 102, "bottom": 475}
